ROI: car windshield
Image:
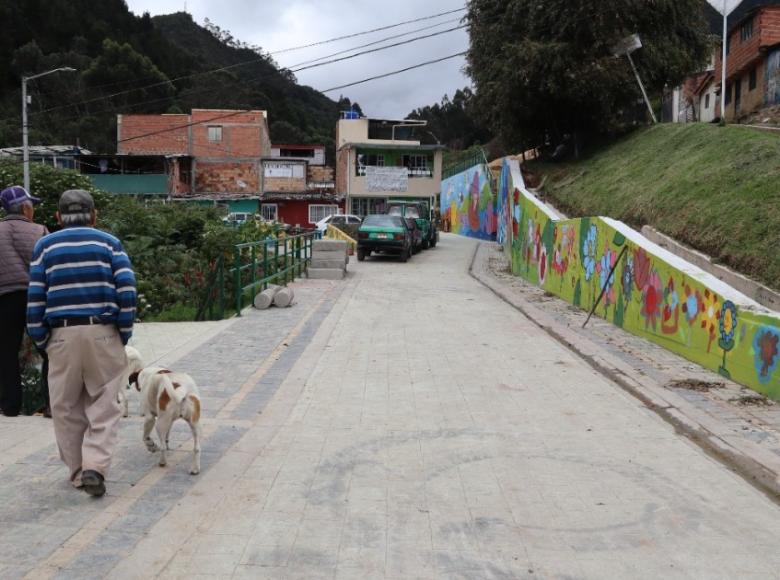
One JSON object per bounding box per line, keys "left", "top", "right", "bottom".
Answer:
{"left": 387, "top": 207, "right": 403, "bottom": 217}
{"left": 405, "top": 207, "right": 420, "bottom": 218}
{"left": 364, "top": 215, "right": 402, "bottom": 228}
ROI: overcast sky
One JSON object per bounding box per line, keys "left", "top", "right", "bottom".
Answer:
{"left": 124, "top": 0, "right": 470, "bottom": 119}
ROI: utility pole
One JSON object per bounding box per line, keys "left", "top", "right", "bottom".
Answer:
{"left": 21, "top": 67, "right": 76, "bottom": 192}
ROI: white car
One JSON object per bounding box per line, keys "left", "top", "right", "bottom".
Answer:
{"left": 315, "top": 213, "right": 362, "bottom": 233}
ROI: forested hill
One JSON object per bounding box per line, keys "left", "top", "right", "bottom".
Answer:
{"left": 0, "top": 2, "right": 349, "bottom": 154}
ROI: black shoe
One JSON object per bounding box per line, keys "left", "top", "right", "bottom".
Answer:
{"left": 81, "top": 470, "right": 106, "bottom": 497}
{"left": 1, "top": 409, "right": 20, "bottom": 417}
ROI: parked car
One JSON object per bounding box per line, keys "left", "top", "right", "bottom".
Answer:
{"left": 357, "top": 215, "right": 413, "bottom": 262}
{"left": 222, "top": 212, "right": 253, "bottom": 226}
{"left": 315, "top": 213, "right": 362, "bottom": 233}
{"left": 405, "top": 218, "right": 423, "bottom": 253}
{"left": 386, "top": 200, "right": 437, "bottom": 249}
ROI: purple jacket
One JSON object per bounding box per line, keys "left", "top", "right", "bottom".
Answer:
{"left": 0, "top": 215, "right": 47, "bottom": 297}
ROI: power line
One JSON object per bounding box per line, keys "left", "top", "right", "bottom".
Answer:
{"left": 117, "top": 110, "right": 249, "bottom": 145}
{"left": 321, "top": 51, "right": 468, "bottom": 93}
{"left": 293, "top": 26, "right": 466, "bottom": 74}
{"left": 29, "top": 24, "right": 466, "bottom": 121}
{"left": 287, "top": 16, "right": 463, "bottom": 68}
{"left": 270, "top": 7, "right": 466, "bottom": 55}
{"left": 31, "top": 8, "right": 467, "bottom": 118}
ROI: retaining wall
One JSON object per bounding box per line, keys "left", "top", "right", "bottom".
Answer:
{"left": 495, "top": 158, "right": 780, "bottom": 399}
{"left": 440, "top": 164, "right": 497, "bottom": 240}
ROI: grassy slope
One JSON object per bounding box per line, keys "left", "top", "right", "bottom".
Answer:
{"left": 530, "top": 124, "right": 780, "bottom": 290}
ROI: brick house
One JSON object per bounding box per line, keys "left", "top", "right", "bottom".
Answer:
{"left": 117, "top": 109, "right": 271, "bottom": 213}
{"left": 260, "top": 144, "right": 343, "bottom": 227}
{"left": 714, "top": 4, "right": 780, "bottom": 121}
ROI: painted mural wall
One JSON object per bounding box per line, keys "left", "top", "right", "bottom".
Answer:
{"left": 501, "top": 158, "right": 780, "bottom": 400}
{"left": 440, "top": 164, "right": 497, "bottom": 240}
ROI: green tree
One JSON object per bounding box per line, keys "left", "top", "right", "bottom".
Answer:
{"left": 466, "top": 0, "right": 713, "bottom": 152}
{"left": 408, "top": 87, "right": 493, "bottom": 149}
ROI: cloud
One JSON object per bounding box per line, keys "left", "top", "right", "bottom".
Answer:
{"left": 126, "top": 0, "right": 470, "bottom": 118}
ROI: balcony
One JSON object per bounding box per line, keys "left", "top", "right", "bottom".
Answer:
{"left": 357, "top": 166, "right": 433, "bottom": 178}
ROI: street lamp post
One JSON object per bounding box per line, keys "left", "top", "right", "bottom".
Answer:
{"left": 612, "top": 34, "right": 657, "bottom": 124}
{"left": 21, "top": 67, "right": 76, "bottom": 192}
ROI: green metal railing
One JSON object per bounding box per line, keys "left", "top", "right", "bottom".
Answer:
{"left": 232, "top": 231, "right": 316, "bottom": 316}
{"left": 195, "top": 230, "right": 318, "bottom": 321}
{"left": 442, "top": 147, "right": 488, "bottom": 179}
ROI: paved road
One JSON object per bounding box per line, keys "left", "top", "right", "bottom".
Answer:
{"left": 5, "top": 233, "right": 780, "bottom": 579}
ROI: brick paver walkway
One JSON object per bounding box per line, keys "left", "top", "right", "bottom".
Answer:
{"left": 2, "top": 234, "right": 780, "bottom": 579}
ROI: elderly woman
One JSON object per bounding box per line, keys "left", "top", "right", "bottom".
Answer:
{"left": 0, "top": 186, "right": 47, "bottom": 417}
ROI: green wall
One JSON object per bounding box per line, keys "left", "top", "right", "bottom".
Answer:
{"left": 498, "top": 158, "right": 780, "bottom": 399}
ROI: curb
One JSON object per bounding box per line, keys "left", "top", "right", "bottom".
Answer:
{"left": 469, "top": 241, "right": 780, "bottom": 505}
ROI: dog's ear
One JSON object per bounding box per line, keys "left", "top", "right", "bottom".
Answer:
{"left": 129, "top": 371, "right": 140, "bottom": 391}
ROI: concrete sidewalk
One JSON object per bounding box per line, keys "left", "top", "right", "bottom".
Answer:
{"left": 473, "top": 240, "right": 780, "bottom": 501}
{"left": 3, "top": 234, "right": 780, "bottom": 579}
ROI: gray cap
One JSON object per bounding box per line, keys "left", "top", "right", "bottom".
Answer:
{"left": 59, "top": 189, "right": 95, "bottom": 215}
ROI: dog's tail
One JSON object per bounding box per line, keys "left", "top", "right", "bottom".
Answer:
{"left": 157, "top": 373, "right": 187, "bottom": 405}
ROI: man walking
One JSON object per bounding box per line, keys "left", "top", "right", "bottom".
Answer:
{"left": 0, "top": 186, "right": 47, "bottom": 417}
{"left": 27, "top": 190, "right": 136, "bottom": 496}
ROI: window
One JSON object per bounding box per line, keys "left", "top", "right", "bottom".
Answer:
{"left": 309, "top": 204, "right": 338, "bottom": 224}
{"left": 356, "top": 153, "right": 385, "bottom": 175}
{"left": 260, "top": 204, "right": 278, "bottom": 221}
{"left": 207, "top": 126, "right": 222, "bottom": 142}
{"left": 347, "top": 216, "right": 362, "bottom": 224}
{"left": 705, "top": 93, "right": 710, "bottom": 109}
{"left": 402, "top": 154, "right": 432, "bottom": 177}
{"left": 350, "top": 197, "right": 386, "bottom": 217}
{"left": 725, "top": 82, "right": 732, "bottom": 105}
{"left": 741, "top": 18, "right": 754, "bottom": 42}
{"left": 749, "top": 66, "right": 757, "bottom": 91}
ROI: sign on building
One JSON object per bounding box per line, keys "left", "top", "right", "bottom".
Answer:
{"left": 366, "top": 166, "right": 408, "bottom": 192}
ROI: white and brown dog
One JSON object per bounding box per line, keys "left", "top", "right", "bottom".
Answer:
{"left": 120, "top": 346, "right": 144, "bottom": 417}
{"left": 127, "top": 353, "right": 203, "bottom": 475}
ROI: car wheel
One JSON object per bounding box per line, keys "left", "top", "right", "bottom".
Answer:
{"left": 357, "top": 249, "right": 366, "bottom": 262}
{"left": 399, "top": 249, "right": 408, "bottom": 262}
{"left": 422, "top": 239, "right": 430, "bottom": 250}
{"left": 430, "top": 236, "right": 437, "bottom": 248}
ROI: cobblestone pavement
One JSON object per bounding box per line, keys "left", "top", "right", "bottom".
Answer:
{"left": 4, "top": 234, "right": 780, "bottom": 579}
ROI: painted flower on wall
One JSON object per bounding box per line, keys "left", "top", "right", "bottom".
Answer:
{"left": 719, "top": 301, "right": 738, "bottom": 347}
{"left": 641, "top": 270, "right": 663, "bottom": 330}
{"left": 661, "top": 277, "right": 680, "bottom": 335}
{"left": 633, "top": 248, "right": 651, "bottom": 293}
{"left": 512, "top": 193, "right": 521, "bottom": 239}
{"left": 582, "top": 224, "right": 598, "bottom": 281}
{"left": 682, "top": 284, "right": 702, "bottom": 325}
{"left": 754, "top": 327, "right": 780, "bottom": 384}
{"left": 700, "top": 289, "right": 720, "bottom": 353}
{"left": 596, "top": 246, "right": 617, "bottom": 307}
{"left": 717, "top": 300, "right": 738, "bottom": 378}
{"left": 538, "top": 246, "right": 548, "bottom": 285}
{"left": 621, "top": 255, "right": 634, "bottom": 302}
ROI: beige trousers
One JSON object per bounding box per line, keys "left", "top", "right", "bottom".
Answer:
{"left": 47, "top": 324, "right": 126, "bottom": 485}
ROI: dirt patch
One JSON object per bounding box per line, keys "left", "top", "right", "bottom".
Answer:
{"left": 731, "top": 394, "right": 773, "bottom": 407}
{"left": 666, "top": 379, "right": 725, "bottom": 392}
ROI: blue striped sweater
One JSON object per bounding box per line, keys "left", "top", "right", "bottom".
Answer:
{"left": 27, "top": 227, "right": 137, "bottom": 348}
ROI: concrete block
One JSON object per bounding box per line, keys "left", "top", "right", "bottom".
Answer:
{"left": 310, "top": 259, "right": 347, "bottom": 270}
{"left": 313, "top": 240, "right": 348, "bottom": 252}
{"left": 307, "top": 268, "right": 345, "bottom": 280}
{"left": 254, "top": 285, "right": 280, "bottom": 310}
{"left": 273, "top": 287, "right": 295, "bottom": 308}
